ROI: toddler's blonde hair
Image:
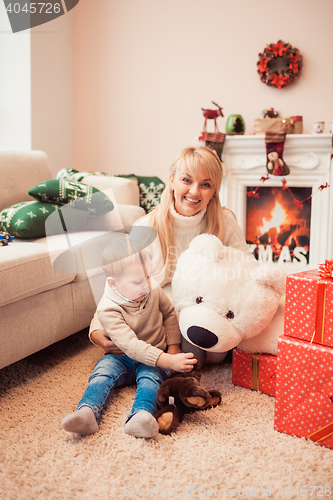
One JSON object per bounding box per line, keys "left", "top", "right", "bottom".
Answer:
{"left": 102, "top": 234, "right": 150, "bottom": 278}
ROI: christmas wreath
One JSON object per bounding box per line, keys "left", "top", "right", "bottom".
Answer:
{"left": 257, "top": 40, "right": 303, "bottom": 89}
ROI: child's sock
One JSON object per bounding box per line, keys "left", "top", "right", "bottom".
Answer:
{"left": 61, "top": 406, "right": 99, "bottom": 435}
{"left": 124, "top": 410, "right": 159, "bottom": 438}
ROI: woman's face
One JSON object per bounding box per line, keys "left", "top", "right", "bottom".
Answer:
{"left": 170, "top": 169, "right": 216, "bottom": 216}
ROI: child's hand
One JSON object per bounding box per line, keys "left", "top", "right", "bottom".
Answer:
{"left": 170, "top": 352, "right": 197, "bottom": 373}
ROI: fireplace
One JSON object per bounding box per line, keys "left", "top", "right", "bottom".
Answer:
{"left": 246, "top": 186, "right": 312, "bottom": 266}
{"left": 221, "top": 134, "right": 333, "bottom": 272}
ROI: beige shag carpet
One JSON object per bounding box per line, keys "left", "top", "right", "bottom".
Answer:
{"left": 1, "top": 329, "right": 333, "bottom": 500}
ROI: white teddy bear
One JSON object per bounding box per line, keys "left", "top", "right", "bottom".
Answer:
{"left": 172, "top": 234, "right": 286, "bottom": 365}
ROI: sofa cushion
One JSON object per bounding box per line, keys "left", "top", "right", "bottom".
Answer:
{"left": 0, "top": 201, "right": 88, "bottom": 239}
{"left": 57, "top": 168, "right": 140, "bottom": 207}
{"left": 0, "top": 150, "right": 52, "bottom": 212}
{"left": 28, "top": 179, "right": 114, "bottom": 215}
{"left": 0, "top": 242, "right": 76, "bottom": 307}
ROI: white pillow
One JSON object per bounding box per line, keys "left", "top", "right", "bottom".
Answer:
{"left": 81, "top": 175, "right": 140, "bottom": 206}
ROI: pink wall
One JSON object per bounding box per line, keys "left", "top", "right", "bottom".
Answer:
{"left": 74, "top": 0, "right": 333, "bottom": 181}
{"left": 32, "top": 12, "right": 75, "bottom": 178}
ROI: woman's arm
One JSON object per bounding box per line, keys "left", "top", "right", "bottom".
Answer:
{"left": 222, "top": 208, "right": 251, "bottom": 253}
{"left": 89, "top": 310, "right": 125, "bottom": 354}
{"left": 90, "top": 329, "right": 125, "bottom": 355}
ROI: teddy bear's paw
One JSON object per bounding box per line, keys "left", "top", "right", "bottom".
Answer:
{"left": 199, "top": 390, "right": 222, "bottom": 410}
{"left": 155, "top": 404, "right": 183, "bottom": 435}
{"left": 180, "top": 384, "right": 212, "bottom": 409}
{"left": 186, "top": 396, "right": 207, "bottom": 407}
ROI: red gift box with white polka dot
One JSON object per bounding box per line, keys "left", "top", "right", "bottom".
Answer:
{"left": 274, "top": 335, "right": 333, "bottom": 449}
{"left": 232, "top": 348, "right": 277, "bottom": 397}
{"left": 284, "top": 270, "right": 333, "bottom": 348}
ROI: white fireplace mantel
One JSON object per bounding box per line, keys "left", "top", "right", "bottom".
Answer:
{"left": 220, "top": 134, "right": 333, "bottom": 270}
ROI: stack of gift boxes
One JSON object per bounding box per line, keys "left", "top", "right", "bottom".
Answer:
{"left": 274, "top": 263, "right": 333, "bottom": 449}
{"left": 232, "top": 261, "right": 333, "bottom": 449}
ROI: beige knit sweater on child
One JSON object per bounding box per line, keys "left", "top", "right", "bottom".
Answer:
{"left": 97, "top": 282, "right": 181, "bottom": 367}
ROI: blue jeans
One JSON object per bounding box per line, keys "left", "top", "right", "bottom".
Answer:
{"left": 77, "top": 354, "right": 170, "bottom": 423}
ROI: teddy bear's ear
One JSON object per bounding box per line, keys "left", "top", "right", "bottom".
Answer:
{"left": 250, "top": 264, "right": 286, "bottom": 297}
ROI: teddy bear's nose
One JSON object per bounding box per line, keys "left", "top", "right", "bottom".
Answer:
{"left": 187, "top": 326, "right": 218, "bottom": 349}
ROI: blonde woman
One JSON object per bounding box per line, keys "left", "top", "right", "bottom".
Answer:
{"left": 90, "top": 146, "right": 249, "bottom": 353}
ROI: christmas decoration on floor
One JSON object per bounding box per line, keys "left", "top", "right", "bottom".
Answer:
{"left": 257, "top": 40, "right": 303, "bottom": 89}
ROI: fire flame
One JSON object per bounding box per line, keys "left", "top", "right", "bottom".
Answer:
{"left": 259, "top": 201, "right": 286, "bottom": 234}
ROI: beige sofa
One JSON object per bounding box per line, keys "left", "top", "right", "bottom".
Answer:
{"left": 0, "top": 151, "right": 146, "bottom": 369}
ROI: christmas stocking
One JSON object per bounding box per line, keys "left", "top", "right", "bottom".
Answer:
{"left": 265, "top": 132, "right": 290, "bottom": 176}
{"left": 199, "top": 132, "right": 226, "bottom": 161}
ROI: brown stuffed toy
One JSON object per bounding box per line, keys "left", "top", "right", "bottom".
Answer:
{"left": 154, "top": 362, "right": 222, "bottom": 435}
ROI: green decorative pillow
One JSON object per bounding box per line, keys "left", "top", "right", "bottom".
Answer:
{"left": 57, "top": 168, "right": 138, "bottom": 186}
{"left": 56, "top": 168, "right": 87, "bottom": 182}
{"left": 56, "top": 168, "right": 165, "bottom": 212}
{"left": 0, "top": 201, "right": 88, "bottom": 239}
{"left": 28, "top": 179, "right": 114, "bottom": 215}
{"left": 135, "top": 175, "right": 165, "bottom": 212}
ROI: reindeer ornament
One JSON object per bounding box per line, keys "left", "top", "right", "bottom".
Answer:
{"left": 199, "top": 102, "right": 226, "bottom": 167}
{"left": 201, "top": 102, "right": 224, "bottom": 133}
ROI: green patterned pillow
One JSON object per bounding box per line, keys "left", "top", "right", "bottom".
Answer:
{"left": 135, "top": 175, "right": 165, "bottom": 212}
{"left": 28, "top": 179, "right": 114, "bottom": 215}
{"left": 56, "top": 168, "right": 87, "bottom": 183}
{"left": 56, "top": 168, "right": 138, "bottom": 185}
{"left": 56, "top": 168, "right": 165, "bottom": 212}
{"left": 0, "top": 201, "right": 88, "bottom": 239}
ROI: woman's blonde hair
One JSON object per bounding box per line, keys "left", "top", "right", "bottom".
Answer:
{"left": 148, "top": 146, "right": 225, "bottom": 283}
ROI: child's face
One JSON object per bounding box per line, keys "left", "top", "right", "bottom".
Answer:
{"left": 108, "top": 262, "right": 151, "bottom": 302}
{"left": 170, "top": 169, "right": 215, "bottom": 217}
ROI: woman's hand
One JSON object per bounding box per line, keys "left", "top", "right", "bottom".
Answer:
{"left": 90, "top": 329, "right": 125, "bottom": 355}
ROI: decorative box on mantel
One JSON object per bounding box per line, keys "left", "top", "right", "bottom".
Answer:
{"left": 221, "top": 134, "right": 333, "bottom": 273}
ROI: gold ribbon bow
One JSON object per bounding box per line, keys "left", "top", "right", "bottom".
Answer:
{"left": 318, "top": 260, "right": 333, "bottom": 279}
{"left": 282, "top": 117, "right": 294, "bottom": 131}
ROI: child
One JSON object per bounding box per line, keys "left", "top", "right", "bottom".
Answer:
{"left": 61, "top": 233, "right": 196, "bottom": 438}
